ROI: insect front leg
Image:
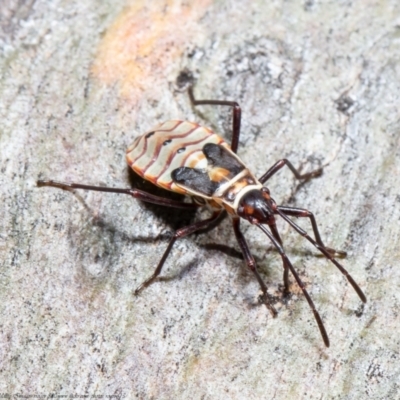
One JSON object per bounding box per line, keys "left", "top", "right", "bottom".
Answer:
{"left": 188, "top": 87, "right": 241, "bottom": 153}
{"left": 232, "top": 218, "right": 278, "bottom": 317}
{"left": 37, "top": 180, "right": 198, "bottom": 210}
{"left": 277, "top": 205, "right": 347, "bottom": 258}
{"left": 276, "top": 208, "right": 367, "bottom": 304}
{"left": 258, "top": 159, "right": 322, "bottom": 184}
{"left": 134, "top": 211, "right": 222, "bottom": 295}
{"left": 256, "top": 223, "right": 330, "bottom": 347}
{"left": 266, "top": 222, "right": 291, "bottom": 295}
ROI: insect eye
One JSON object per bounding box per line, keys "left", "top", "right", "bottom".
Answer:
{"left": 163, "top": 139, "right": 172, "bottom": 145}
{"left": 177, "top": 147, "right": 186, "bottom": 153}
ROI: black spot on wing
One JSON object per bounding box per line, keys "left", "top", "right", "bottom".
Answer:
{"left": 171, "top": 167, "right": 219, "bottom": 196}
{"left": 203, "top": 143, "right": 244, "bottom": 176}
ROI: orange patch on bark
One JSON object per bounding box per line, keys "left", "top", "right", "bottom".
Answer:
{"left": 92, "top": 1, "right": 211, "bottom": 99}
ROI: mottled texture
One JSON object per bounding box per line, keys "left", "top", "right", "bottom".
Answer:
{"left": 1, "top": 0, "right": 399, "bottom": 399}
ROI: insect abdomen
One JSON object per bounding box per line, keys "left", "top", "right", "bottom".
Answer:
{"left": 126, "top": 120, "right": 228, "bottom": 194}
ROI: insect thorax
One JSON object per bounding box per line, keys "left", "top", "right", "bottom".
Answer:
{"left": 171, "top": 143, "right": 262, "bottom": 214}
{"left": 212, "top": 169, "right": 263, "bottom": 213}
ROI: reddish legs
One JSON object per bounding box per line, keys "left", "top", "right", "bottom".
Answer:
{"left": 37, "top": 180, "right": 198, "bottom": 210}
{"left": 258, "top": 158, "right": 347, "bottom": 294}
{"left": 259, "top": 158, "right": 322, "bottom": 184}
{"left": 276, "top": 208, "right": 366, "bottom": 304}
{"left": 189, "top": 87, "right": 241, "bottom": 154}
{"left": 38, "top": 179, "right": 222, "bottom": 295}
{"left": 134, "top": 212, "right": 222, "bottom": 294}
{"left": 256, "top": 223, "right": 330, "bottom": 347}
{"left": 232, "top": 218, "right": 278, "bottom": 317}
{"left": 277, "top": 206, "right": 347, "bottom": 258}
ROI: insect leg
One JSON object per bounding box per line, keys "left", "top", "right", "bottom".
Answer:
{"left": 277, "top": 206, "right": 347, "bottom": 257}
{"left": 267, "top": 222, "right": 290, "bottom": 294}
{"left": 259, "top": 159, "right": 322, "bottom": 184}
{"left": 134, "top": 211, "right": 222, "bottom": 295}
{"left": 232, "top": 218, "right": 278, "bottom": 317}
{"left": 188, "top": 87, "right": 241, "bottom": 153}
{"left": 257, "top": 223, "right": 330, "bottom": 347}
{"left": 276, "top": 208, "right": 367, "bottom": 304}
{"left": 37, "top": 180, "right": 198, "bottom": 210}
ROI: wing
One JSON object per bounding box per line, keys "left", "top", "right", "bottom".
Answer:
{"left": 171, "top": 167, "right": 219, "bottom": 196}
{"left": 171, "top": 143, "right": 246, "bottom": 198}
{"left": 126, "top": 120, "right": 243, "bottom": 196}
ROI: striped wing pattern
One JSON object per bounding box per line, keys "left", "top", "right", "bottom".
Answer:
{"left": 126, "top": 120, "right": 229, "bottom": 195}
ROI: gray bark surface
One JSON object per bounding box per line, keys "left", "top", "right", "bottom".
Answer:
{"left": 1, "top": 1, "right": 399, "bottom": 398}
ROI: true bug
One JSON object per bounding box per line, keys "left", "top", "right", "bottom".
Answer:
{"left": 37, "top": 86, "right": 366, "bottom": 347}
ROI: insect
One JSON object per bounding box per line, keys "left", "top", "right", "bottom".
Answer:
{"left": 37, "top": 86, "right": 366, "bottom": 347}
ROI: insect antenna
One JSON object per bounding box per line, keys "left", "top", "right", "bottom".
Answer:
{"left": 256, "top": 223, "right": 330, "bottom": 347}
{"left": 275, "top": 209, "right": 367, "bottom": 304}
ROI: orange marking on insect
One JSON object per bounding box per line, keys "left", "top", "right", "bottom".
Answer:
{"left": 223, "top": 204, "right": 236, "bottom": 215}
{"left": 207, "top": 199, "right": 222, "bottom": 209}
{"left": 208, "top": 167, "right": 231, "bottom": 182}
{"left": 187, "top": 152, "right": 206, "bottom": 168}
{"left": 244, "top": 204, "right": 255, "bottom": 214}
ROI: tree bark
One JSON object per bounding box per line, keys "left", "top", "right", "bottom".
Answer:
{"left": 1, "top": 0, "right": 399, "bottom": 398}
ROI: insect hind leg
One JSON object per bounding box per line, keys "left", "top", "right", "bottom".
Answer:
{"left": 134, "top": 211, "right": 222, "bottom": 295}
{"left": 188, "top": 86, "right": 241, "bottom": 153}
{"left": 37, "top": 179, "right": 198, "bottom": 210}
